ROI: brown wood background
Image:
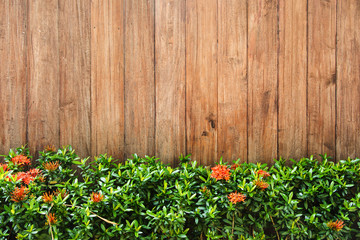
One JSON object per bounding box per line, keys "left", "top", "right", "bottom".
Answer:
{"left": 0, "top": 0, "right": 359, "bottom": 165}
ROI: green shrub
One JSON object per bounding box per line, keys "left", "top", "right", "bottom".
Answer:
{"left": 0, "top": 146, "right": 359, "bottom": 239}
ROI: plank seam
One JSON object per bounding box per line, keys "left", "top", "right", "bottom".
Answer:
{"left": 154, "top": 0, "right": 157, "bottom": 159}
{"left": 306, "top": 0, "right": 309, "bottom": 158}
{"left": 123, "top": 0, "right": 126, "bottom": 160}
{"left": 25, "top": 0, "right": 29, "bottom": 146}
{"left": 276, "top": 0, "right": 280, "bottom": 161}
{"left": 246, "top": 0, "right": 249, "bottom": 164}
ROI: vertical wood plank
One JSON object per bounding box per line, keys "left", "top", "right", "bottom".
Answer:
{"left": 27, "top": 0, "right": 60, "bottom": 154}
{"left": 186, "top": 0, "right": 218, "bottom": 165}
{"left": 91, "top": 0, "right": 125, "bottom": 159}
{"left": 0, "top": 0, "right": 27, "bottom": 155}
{"left": 124, "top": 0, "right": 155, "bottom": 158}
{"left": 308, "top": 0, "right": 336, "bottom": 159}
{"left": 336, "top": 0, "right": 360, "bottom": 160}
{"left": 278, "top": 0, "right": 307, "bottom": 160}
{"left": 59, "top": 0, "right": 91, "bottom": 158}
{"left": 155, "top": 0, "right": 185, "bottom": 164}
{"left": 217, "top": 0, "right": 247, "bottom": 162}
{"left": 248, "top": 0, "right": 278, "bottom": 163}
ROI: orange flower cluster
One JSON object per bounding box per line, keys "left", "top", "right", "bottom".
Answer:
{"left": 228, "top": 191, "right": 246, "bottom": 204}
{"left": 231, "top": 164, "right": 240, "bottom": 170}
{"left": 254, "top": 180, "right": 269, "bottom": 190}
{"left": 43, "top": 161, "right": 60, "bottom": 171}
{"left": 11, "top": 186, "right": 29, "bottom": 202}
{"left": 0, "top": 163, "right": 8, "bottom": 172}
{"left": 54, "top": 189, "right": 68, "bottom": 199}
{"left": 257, "top": 169, "right": 270, "bottom": 178}
{"left": 211, "top": 165, "right": 231, "bottom": 181}
{"left": 6, "top": 169, "right": 41, "bottom": 185}
{"left": 46, "top": 213, "right": 58, "bottom": 225}
{"left": 11, "top": 155, "right": 31, "bottom": 166}
{"left": 91, "top": 192, "right": 104, "bottom": 203}
{"left": 327, "top": 220, "right": 345, "bottom": 231}
{"left": 42, "top": 192, "right": 54, "bottom": 203}
{"left": 44, "top": 144, "right": 56, "bottom": 152}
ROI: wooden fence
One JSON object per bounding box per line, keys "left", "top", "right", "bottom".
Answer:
{"left": 0, "top": 0, "right": 359, "bottom": 165}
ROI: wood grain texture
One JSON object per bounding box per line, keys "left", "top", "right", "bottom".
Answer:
{"left": 278, "top": 0, "right": 307, "bottom": 160}
{"left": 308, "top": 0, "right": 336, "bottom": 159}
{"left": 91, "top": 0, "right": 125, "bottom": 159}
{"left": 336, "top": 0, "right": 360, "bottom": 160}
{"left": 27, "top": 0, "right": 60, "bottom": 154}
{"left": 248, "top": 0, "right": 278, "bottom": 163}
{"left": 0, "top": 0, "right": 27, "bottom": 155}
{"left": 217, "top": 0, "right": 247, "bottom": 162}
{"left": 186, "top": 0, "right": 218, "bottom": 165}
{"left": 59, "top": 0, "right": 91, "bottom": 158}
{"left": 155, "top": 0, "right": 185, "bottom": 164}
{"left": 124, "top": 0, "right": 155, "bottom": 158}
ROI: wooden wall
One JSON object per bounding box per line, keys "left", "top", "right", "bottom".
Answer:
{"left": 0, "top": 0, "right": 359, "bottom": 165}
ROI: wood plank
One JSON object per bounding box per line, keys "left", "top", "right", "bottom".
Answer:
{"left": 217, "top": 0, "right": 247, "bottom": 163}
{"left": 27, "top": 0, "right": 60, "bottom": 154}
{"left": 336, "top": 0, "right": 360, "bottom": 160}
{"left": 186, "top": 0, "right": 218, "bottom": 165}
{"left": 0, "top": 0, "right": 27, "bottom": 155}
{"left": 59, "top": 0, "right": 91, "bottom": 158}
{"left": 248, "top": 0, "right": 278, "bottom": 163}
{"left": 124, "top": 0, "right": 155, "bottom": 158}
{"left": 155, "top": 0, "right": 185, "bottom": 165}
{"left": 278, "top": 0, "right": 307, "bottom": 160}
{"left": 308, "top": 0, "right": 336, "bottom": 159}
{"left": 91, "top": 0, "right": 125, "bottom": 159}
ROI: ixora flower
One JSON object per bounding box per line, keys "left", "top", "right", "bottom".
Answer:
{"left": 91, "top": 192, "right": 104, "bottom": 203}
{"left": 211, "top": 165, "right": 231, "bottom": 181}
{"left": 11, "top": 155, "right": 31, "bottom": 166}
{"left": 254, "top": 180, "right": 269, "bottom": 190}
{"left": 231, "top": 164, "right": 240, "bottom": 170}
{"left": 46, "top": 213, "right": 58, "bottom": 225}
{"left": 54, "top": 189, "right": 68, "bottom": 199}
{"left": 257, "top": 169, "right": 270, "bottom": 178}
{"left": 11, "top": 186, "right": 29, "bottom": 202}
{"left": 28, "top": 168, "right": 42, "bottom": 177}
{"left": 44, "top": 144, "right": 56, "bottom": 152}
{"left": 327, "top": 220, "right": 345, "bottom": 231}
{"left": 42, "top": 192, "right": 54, "bottom": 203}
{"left": 43, "top": 161, "right": 60, "bottom": 171}
{"left": 228, "top": 191, "right": 246, "bottom": 204}
{"left": 17, "top": 172, "right": 35, "bottom": 185}
{"left": 0, "top": 163, "right": 8, "bottom": 172}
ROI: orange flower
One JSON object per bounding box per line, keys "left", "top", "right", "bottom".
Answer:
{"left": 0, "top": 163, "right": 8, "bottom": 172}
{"left": 91, "top": 192, "right": 104, "bottom": 203}
{"left": 211, "top": 165, "right": 231, "bottom": 181}
{"left": 228, "top": 191, "right": 246, "bottom": 204}
{"left": 327, "top": 220, "right": 345, "bottom": 231}
{"left": 54, "top": 189, "right": 68, "bottom": 199}
{"left": 42, "top": 192, "right": 54, "bottom": 203}
{"left": 11, "top": 155, "right": 31, "bottom": 166}
{"left": 11, "top": 186, "right": 29, "bottom": 202}
{"left": 46, "top": 213, "right": 58, "bottom": 225}
{"left": 44, "top": 145, "right": 56, "bottom": 152}
{"left": 231, "top": 164, "right": 240, "bottom": 170}
{"left": 17, "top": 172, "right": 35, "bottom": 185}
{"left": 43, "top": 161, "right": 60, "bottom": 171}
{"left": 28, "top": 168, "right": 42, "bottom": 177}
{"left": 257, "top": 170, "right": 270, "bottom": 178}
{"left": 254, "top": 180, "right": 269, "bottom": 190}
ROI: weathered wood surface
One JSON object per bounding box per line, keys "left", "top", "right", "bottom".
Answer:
{"left": 308, "top": 0, "right": 336, "bottom": 158}
{"left": 0, "top": 1, "right": 360, "bottom": 164}
{"left": 336, "top": 0, "right": 360, "bottom": 160}
{"left": 186, "top": 0, "right": 218, "bottom": 165}
{"left": 278, "top": 0, "right": 307, "bottom": 160}
{"left": 155, "top": 0, "right": 186, "bottom": 165}
{"left": 0, "top": 0, "right": 27, "bottom": 154}
{"left": 247, "top": 0, "right": 278, "bottom": 164}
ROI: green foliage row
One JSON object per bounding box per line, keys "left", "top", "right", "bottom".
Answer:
{"left": 0, "top": 146, "right": 360, "bottom": 239}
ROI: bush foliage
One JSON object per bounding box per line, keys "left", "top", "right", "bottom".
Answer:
{"left": 0, "top": 146, "right": 360, "bottom": 239}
